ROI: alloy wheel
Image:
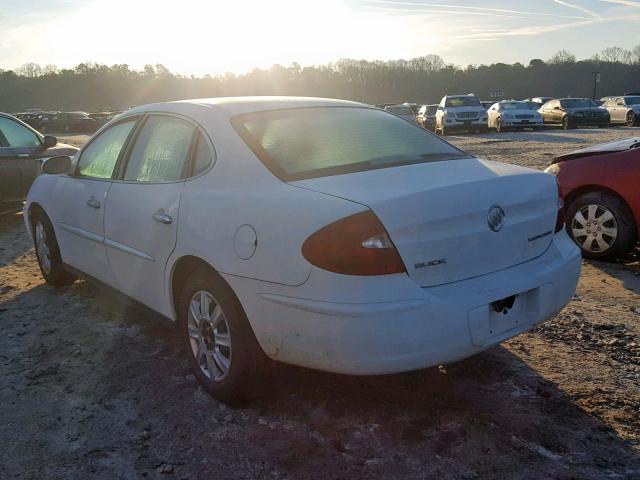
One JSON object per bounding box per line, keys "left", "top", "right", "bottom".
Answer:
{"left": 627, "top": 111, "right": 636, "bottom": 127}
{"left": 34, "top": 221, "right": 52, "bottom": 275}
{"left": 571, "top": 204, "right": 618, "bottom": 253}
{"left": 187, "top": 290, "right": 232, "bottom": 381}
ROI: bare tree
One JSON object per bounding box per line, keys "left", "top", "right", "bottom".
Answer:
{"left": 600, "top": 46, "right": 633, "bottom": 64}
{"left": 17, "top": 63, "right": 42, "bottom": 78}
{"left": 549, "top": 50, "right": 576, "bottom": 64}
{"left": 631, "top": 45, "right": 640, "bottom": 64}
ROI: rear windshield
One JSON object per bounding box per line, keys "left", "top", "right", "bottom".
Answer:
{"left": 233, "top": 107, "right": 469, "bottom": 181}
{"left": 626, "top": 97, "right": 640, "bottom": 105}
{"left": 445, "top": 97, "right": 481, "bottom": 107}
{"left": 500, "top": 102, "right": 532, "bottom": 110}
{"left": 561, "top": 99, "right": 596, "bottom": 109}
{"left": 385, "top": 106, "right": 413, "bottom": 116}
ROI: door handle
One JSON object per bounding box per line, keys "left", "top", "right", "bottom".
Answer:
{"left": 86, "top": 197, "right": 101, "bottom": 209}
{"left": 17, "top": 153, "right": 29, "bottom": 158}
{"left": 152, "top": 210, "right": 173, "bottom": 225}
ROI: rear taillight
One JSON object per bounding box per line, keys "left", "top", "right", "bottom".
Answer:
{"left": 555, "top": 181, "right": 565, "bottom": 233}
{"left": 302, "top": 211, "right": 406, "bottom": 276}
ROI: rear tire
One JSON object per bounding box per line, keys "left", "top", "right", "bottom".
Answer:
{"left": 31, "top": 210, "right": 77, "bottom": 286}
{"left": 565, "top": 191, "right": 637, "bottom": 261}
{"left": 176, "top": 269, "right": 268, "bottom": 404}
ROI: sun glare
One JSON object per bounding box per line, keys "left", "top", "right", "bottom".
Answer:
{"left": 10, "top": 0, "right": 438, "bottom": 75}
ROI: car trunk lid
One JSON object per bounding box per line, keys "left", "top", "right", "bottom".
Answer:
{"left": 292, "top": 158, "right": 559, "bottom": 287}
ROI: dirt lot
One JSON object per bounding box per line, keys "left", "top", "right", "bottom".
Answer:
{"left": 1, "top": 128, "right": 639, "bottom": 479}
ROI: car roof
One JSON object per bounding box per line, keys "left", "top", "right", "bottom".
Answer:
{"left": 127, "top": 96, "right": 367, "bottom": 118}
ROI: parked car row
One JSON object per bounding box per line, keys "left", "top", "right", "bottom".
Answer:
{"left": 13, "top": 109, "right": 123, "bottom": 134}
{"left": 408, "top": 93, "right": 640, "bottom": 134}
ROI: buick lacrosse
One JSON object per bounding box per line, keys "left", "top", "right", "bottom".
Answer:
{"left": 24, "top": 97, "right": 581, "bottom": 402}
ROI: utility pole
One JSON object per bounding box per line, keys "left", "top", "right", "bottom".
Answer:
{"left": 592, "top": 72, "right": 601, "bottom": 100}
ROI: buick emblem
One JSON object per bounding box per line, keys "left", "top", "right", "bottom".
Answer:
{"left": 487, "top": 205, "right": 506, "bottom": 232}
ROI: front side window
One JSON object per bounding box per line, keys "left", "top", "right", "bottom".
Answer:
{"left": 0, "top": 117, "right": 40, "bottom": 147}
{"left": 77, "top": 119, "right": 137, "bottom": 179}
{"left": 234, "top": 107, "right": 469, "bottom": 181}
{"left": 124, "top": 116, "right": 194, "bottom": 182}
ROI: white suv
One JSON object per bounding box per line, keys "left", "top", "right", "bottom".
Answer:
{"left": 435, "top": 94, "right": 488, "bottom": 135}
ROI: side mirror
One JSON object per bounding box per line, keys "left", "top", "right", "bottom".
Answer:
{"left": 43, "top": 135, "right": 57, "bottom": 148}
{"left": 42, "top": 155, "right": 71, "bottom": 175}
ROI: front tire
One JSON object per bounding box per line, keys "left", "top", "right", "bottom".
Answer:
{"left": 177, "top": 270, "right": 267, "bottom": 404}
{"left": 565, "top": 192, "right": 637, "bottom": 260}
{"left": 31, "top": 210, "right": 77, "bottom": 286}
{"left": 562, "top": 116, "right": 573, "bottom": 130}
{"left": 627, "top": 111, "right": 637, "bottom": 127}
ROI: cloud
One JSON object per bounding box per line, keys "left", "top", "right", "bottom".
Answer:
{"left": 597, "top": 0, "right": 640, "bottom": 7}
{"left": 550, "top": 0, "right": 601, "bottom": 18}
{"left": 360, "top": 0, "right": 591, "bottom": 19}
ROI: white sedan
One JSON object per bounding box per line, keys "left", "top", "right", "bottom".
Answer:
{"left": 24, "top": 97, "right": 581, "bottom": 403}
{"left": 488, "top": 101, "right": 544, "bottom": 132}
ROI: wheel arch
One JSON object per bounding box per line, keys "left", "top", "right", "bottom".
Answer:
{"left": 25, "top": 202, "right": 48, "bottom": 239}
{"left": 169, "top": 255, "right": 235, "bottom": 321}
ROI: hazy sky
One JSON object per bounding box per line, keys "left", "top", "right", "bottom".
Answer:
{"left": 1, "top": 0, "right": 639, "bottom": 74}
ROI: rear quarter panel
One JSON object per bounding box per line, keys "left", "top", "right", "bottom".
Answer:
{"left": 558, "top": 149, "right": 640, "bottom": 230}
{"left": 167, "top": 117, "right": 365, "bottom": 312}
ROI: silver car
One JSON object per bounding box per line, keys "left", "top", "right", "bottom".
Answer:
{"left": 601, "top": 96, "right": 640, "bottom": 126}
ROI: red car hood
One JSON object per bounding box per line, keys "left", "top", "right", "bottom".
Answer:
{"left": 553, "top": 137, "right": 640, "bottom": 163}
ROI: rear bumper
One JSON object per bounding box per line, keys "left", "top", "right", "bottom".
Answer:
{"left": 226, "top": 231, "right": 581, "bottom": 375}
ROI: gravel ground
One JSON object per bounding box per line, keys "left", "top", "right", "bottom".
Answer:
{"left": 1, "top": 127, "right": 639, "bottom": 479}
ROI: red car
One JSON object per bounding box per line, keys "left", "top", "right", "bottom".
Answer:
{"left": 545, "top": 138, "right": 640, "bottom": 260}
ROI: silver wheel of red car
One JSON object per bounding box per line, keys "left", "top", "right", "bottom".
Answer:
{"left": 566, "top": 192, "right": 637, "bottom": 261}
{"left": 571, "top": 204, "right": 618, "bottom": 254}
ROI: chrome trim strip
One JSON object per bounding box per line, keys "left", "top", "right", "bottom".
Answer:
{"left": 56, "top": 222, "right": 103, "bottom": 244}
{"left": 104, "top": 238, "right": 155, "bottom": 261}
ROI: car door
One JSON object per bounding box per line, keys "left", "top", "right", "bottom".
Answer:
{"left": 52, "top": 117, "right": 139, "bottom": 284}
{"left": 489, "top": 104, "right": 499, "bottom": 128}
{"left": 0, "top": 134, "right": 22, "bottom": 214}
{"left": 0, "top": 115, "right": 43, "bottom": 213}
{"left": 615, "top": 98, "right": 626, "bottom": 123}
{"left": 104, "top": 114, "right": 199, "bottom": 314}
{"left": 539, "top": 102, "right": 550, "bottom": 124}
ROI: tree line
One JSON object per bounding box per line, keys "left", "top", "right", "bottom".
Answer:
{"left": 1, "top": 46, "right": 640, "bottom": 113}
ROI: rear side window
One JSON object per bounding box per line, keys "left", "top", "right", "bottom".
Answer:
{"left": 124, "top": 116, "right": 194, "bottom": 182}
{"left": 191, "top": 132, "right": 213, "bottom": 176}
{"left": 233, "top": 107, "right": 469, "bottom": 181}
{"left": 0, "top": 117, "right": 40, "bottom": 147}
{"left": 77, "top": 119, "right": 137, "bottom": 179}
